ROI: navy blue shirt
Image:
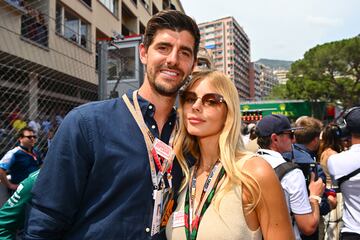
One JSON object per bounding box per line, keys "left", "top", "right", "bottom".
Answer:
{"left": 0, "top": 145, "right": 42, "bottom": 184}
{"left": 282, "top": 143, "right": 331, "bottom": 216}
{"left": 24, "top": 91, "right": 180, "bottom": 240}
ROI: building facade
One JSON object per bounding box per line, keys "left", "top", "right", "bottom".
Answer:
{"left": 198, "top": 16, "right": 251, "bottom": 100}
{"left": 258, "top": 64, "right": 279, "bottom": 98}
{"left": 248, "top": 62, "right": 261, "bottom": 100}
{"left": 0, "top": 0, "right": 184, "bottom": 155}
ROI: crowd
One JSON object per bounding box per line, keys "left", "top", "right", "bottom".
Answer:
{"left": 0, "top": 9, "right": 359, "bottom": 240}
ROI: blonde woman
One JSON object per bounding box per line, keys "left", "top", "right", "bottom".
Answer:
{"left": 166, "top": 71, "right": 294, "bottom": 240}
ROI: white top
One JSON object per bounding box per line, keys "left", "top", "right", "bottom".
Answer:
{"left": 328, "top": 144, "right": 360, "bottom": 234}
{"left": 257, "top": 149, "right": 312, "bottom": 240}
{"left": 166, "top": 169, "right": 262, "bottom": 240}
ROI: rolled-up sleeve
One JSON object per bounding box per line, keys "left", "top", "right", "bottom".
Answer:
{"left": 24, "top": 108, "right": 94, "bottom": 239}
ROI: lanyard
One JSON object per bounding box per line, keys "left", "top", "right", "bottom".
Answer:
{"left": 123, "top": 91, "right": 176, "bottom": 236}
{"left": 123, "top": 91, "right": 175, "bottom": 189}
{"left": 184, "top": 161, "right": 225, "bottom": 240}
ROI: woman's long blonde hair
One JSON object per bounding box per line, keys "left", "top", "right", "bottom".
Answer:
{"left": 173, "top": 70, "right": 260, "bottom": 213}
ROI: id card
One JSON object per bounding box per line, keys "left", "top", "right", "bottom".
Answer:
{"left": 153, "top": 138, "right": 175, "bottom": 164}
{"left": 172, "top": 211, "right": 185, "bottom": 228}
{"left": 151, "top": 189, "right": 163, "bottom": 236}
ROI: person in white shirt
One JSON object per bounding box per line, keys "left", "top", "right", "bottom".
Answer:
{"left": 255, "top": 114, "right": 325, "bottom": 239}
{"left": 328, "top": 107, "right": 360, "bottom": 240}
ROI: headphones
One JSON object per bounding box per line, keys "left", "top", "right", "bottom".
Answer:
{"left": 336, "top": 106, "right": 360, "bottom": 137}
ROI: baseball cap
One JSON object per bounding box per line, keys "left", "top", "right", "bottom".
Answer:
{"left": 255, "top": 114, "right": 300, "bottom": 137}
{"left": 345, "top": 107, "right": 360, "bottom": 134}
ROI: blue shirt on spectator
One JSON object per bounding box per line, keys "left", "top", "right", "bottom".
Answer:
{"left": 24, "top": 91, "right": 180, "bottom": 240}
{"left": 0, "top": 145, "right": 42, "bottom": 185}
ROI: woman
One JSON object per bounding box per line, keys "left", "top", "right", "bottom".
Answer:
{"left": 318, "top": 124, "right": 343, "bottom": 240}
{"left": 166, "top": 71, "right": 294, "bottom": 239}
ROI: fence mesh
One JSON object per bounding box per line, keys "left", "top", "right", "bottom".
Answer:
{"left": 0, "top": 0, "right": 100, "bottom": 158}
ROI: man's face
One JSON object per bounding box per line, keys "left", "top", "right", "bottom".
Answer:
{"left": 274, "top": 131, "right": 295, "bottom": 153}
{"left": 139, "top": 29, "right": 196, "bottom": 97}
{"left": 19, "top": 130, "right": 36, "bottom": 149}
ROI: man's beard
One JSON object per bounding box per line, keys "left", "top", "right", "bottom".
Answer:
{"left": 147, "top": 67, "right": 188, "bottom": 97}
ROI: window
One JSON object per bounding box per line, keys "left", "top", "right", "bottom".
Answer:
{"left": 99, "top": 0, "right": 118, "bottom": 15}
{"left": 56, "top": 3, "right": 90, "bottom": 49}
{"left": 81, "top": 0, "right": 91, "bottom": 7}
{"left": 21, "top": 2, "right": 48, "bottom": 47}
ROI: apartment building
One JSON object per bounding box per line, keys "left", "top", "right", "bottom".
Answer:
{"left": 273, "top": 69, "right": 289, "bottom": 85}
{"left": 248, "top": 62, "right": 261, "bottom": 100}
{"left": 0, "top": 0, "right": 183, "bottom": 155}
{"left": 198, "top": 16, "right": 251, "bottom": 100}
{"left": 258, "top": 64, "right": 278, "bottom": 98}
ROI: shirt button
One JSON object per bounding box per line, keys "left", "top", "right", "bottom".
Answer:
{"left": 169, "top": 122, "right": 172, "bottom": 125}
{"left": 151, "top": 125, "right": 156, "bottom": 129}
{"left": 148, "top": 105, "right": 153, "bottom": 110}
{"left": 145, "top": 227, "right": 150, "bottom": 233}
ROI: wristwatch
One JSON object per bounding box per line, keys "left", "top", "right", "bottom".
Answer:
{"left": 309, "top": 195, "right": 322, "bottom": 204}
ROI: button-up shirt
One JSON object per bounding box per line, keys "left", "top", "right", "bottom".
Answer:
{"left": 24, "top": 91, "right": 180, "bottom": 240}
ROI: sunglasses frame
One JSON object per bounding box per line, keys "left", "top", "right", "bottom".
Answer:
{"left": 22, "top": 135, "right": 37, "bottom": 139}
{"left": 277, "top": 130, "right": 295, "bottom": 139}
{"left": 180, "top": 91, "right": 226, "bottom": 107}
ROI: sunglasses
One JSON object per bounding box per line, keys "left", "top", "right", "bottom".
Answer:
{"left": 23, "top": 135, "right": 37, "bottom": 139}
{"left": 180, "top": 91, "right": 226, "bottom": 107}
{"left": 277, "top": 131, "right": 295, "bottom": 139}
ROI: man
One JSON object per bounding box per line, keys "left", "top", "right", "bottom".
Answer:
{"left": 0, "top": 170, "right": 39, "bottom": 239}
{"left": 0, "top": 127, "right": 42, "bottom": 193}
{"left": 24, "top": 10, "right": 200, "bottom": 240}
{"left": 328, "top": 107, "right": 360, "bottom": 240}
{"left": 256, "top": 114, "right": 325, "bottom": 240}
{"left": 283, "top": 116, "right": 337, "bottom": 240}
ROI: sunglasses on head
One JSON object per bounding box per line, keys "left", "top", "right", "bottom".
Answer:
{"left": 180, "top": 91, "right": 226, "bottom": 107}
{"left": 277, "top": 130, "right": 295, "bottom": 139}
{"left": 23, "top": 135, "right": 37, "bottom": 139}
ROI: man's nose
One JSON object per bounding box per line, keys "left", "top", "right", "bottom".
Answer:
{"left": 166, "top": 49, "right": 179, "bottom": 67}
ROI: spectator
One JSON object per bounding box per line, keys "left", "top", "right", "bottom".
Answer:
{"left": 318, "top": 124, "right": 344, "bottom": 240}
{"left": 283, "top": 116, "right": 337, "bottom": 240}
{"left": 328, "top": 107, "right": 360, "bottom": 240}
{"left": 0, "top": 170, "right": 39, "bottom": 239}
{"left": 0, "top": 127, "right": 42, "bottom": 194}
{"left": 256, "top": 114, "right": 325, "bottom": 239}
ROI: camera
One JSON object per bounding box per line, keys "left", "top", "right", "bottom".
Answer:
{"left": 297, "top": 162, "right": 318, "bottom": 186}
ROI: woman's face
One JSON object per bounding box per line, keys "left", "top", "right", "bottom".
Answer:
{"left": 181, "top": 78, "right": 228, "bottom": 140}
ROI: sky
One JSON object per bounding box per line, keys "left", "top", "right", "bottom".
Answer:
{"left": 180, "top": 0, "right": 360, "bottom": 62}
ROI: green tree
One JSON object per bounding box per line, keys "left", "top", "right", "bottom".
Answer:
{"left": 283, "top": 36, "right": 360, "bottom": 108}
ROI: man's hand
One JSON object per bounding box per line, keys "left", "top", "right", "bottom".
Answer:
{"left": 9, "top": 183, "right": 19, "bottom": 190}
{"left": 308, "top": 172, "right": 325, "bottom": 197}
{"left": 327, "top": 195, "right": 337, "bottom": 210}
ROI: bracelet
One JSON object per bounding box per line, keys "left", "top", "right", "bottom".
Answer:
{"left": 309, "top": 195, "right": 321, "bottom": 204}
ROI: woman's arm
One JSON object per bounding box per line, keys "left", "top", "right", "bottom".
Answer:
{"left": 242, "top": 156, "right": 295, "bottom": 240}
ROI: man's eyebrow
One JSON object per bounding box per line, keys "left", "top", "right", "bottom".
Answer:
{"left": 154, "top": 42, "right": 193, "bottom": 54}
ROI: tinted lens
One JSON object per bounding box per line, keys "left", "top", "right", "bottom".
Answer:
{"left": 202, "top": 93, "right": 225, "bottom": 106}
{"left": 181, "top": 91, "right": 225, "bottom": 107}
{"left": 181, "top": 91, "right": 197, "bottom": 104}
{"left": 24, "top": 135, "right": 37, "bottom": 139}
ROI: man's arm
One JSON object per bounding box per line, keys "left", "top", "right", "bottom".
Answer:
{"left": 24, "top": 109, "right": 94, "bottom": 240}
{"left": 0, "top": 168, "right": 18, "bottom": 190}
{"left": 294, "top": 173, "right": 324, "bottom": 236}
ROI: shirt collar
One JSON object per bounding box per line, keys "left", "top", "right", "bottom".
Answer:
{"left": 257, "top": 148, "right": 284, "bottom": 158}
{"left": 126, "top": 90, "right": 177, "bottom": 120}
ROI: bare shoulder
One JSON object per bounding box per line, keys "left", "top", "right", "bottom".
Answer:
{"left": 241, "top": 156, "right": 277, "bottom": 184}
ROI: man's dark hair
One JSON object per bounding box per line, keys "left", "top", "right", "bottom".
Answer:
{"left": 257, "top": 136, "right": 272, "bottom": 149}
{"left": 143, "top": 10, "right": 200, "bottom": 60}
{"left": 18, "top": 127, "right": 34, "bottom": 138}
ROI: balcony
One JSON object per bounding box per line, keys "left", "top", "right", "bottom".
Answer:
{"left": 20, "top": 2, "right": 48, "bottom": 47}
